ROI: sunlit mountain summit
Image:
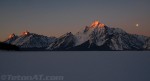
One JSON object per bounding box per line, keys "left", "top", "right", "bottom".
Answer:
{"left": 5, "top": 31, "right": 56, "bottom": 50}
{"left": 90, "top": 21, "right": 105, "bottom": 28}
{"left": 47, "top": 21, "right": 149, "bottom": 51}
{"left": 4, "top": 21, "right": 150, "bottom": 51}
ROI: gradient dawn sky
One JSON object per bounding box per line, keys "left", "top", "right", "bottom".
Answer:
{"left": 0, "top": 0, "right": 150, "bottom": 41}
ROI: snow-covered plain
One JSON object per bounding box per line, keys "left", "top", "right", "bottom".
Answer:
{"left": 0, "top": 51, "right": 150, "bottom": 81}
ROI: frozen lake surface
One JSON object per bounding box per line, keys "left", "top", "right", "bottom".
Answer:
{"left": 0, "top": 51, "right": 150, "bottom": 81}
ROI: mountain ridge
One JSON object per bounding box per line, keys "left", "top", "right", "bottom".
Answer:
{"left": 3, "top": 21, "right": 150, "bottom": 51}
{"left": 4, "top": 31, "right": 56, "bottom": 49}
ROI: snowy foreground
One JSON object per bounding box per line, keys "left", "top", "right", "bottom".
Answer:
{"left": 0, "top": 51, "right": 150, "bottom": 81}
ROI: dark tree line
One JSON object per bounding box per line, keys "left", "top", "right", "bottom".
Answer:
{"left": 0, "top": 42, "right": 20, "bottom": 51}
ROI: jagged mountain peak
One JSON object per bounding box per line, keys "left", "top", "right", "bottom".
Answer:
{"left": 82, "top": 21, "right": 108, "bottom": 34}
{"left": 47, "top": 32, "right": 76, "bottom": 50}
{"left": 75, "top": 21, "right": 110, "bottom": 46}
{"left": 58, "top": 32, "right": 74, "bottom": 40}
{"left": 21, "top": 30, "right": 30, "bottom": 36}
{"left": 3, "top": 20, "right": 150, "bottom": 51}
{"left": 4, "top": 31, "right": 56, "bottom": 49}
{"left": 5, "top": 33, "right": 18, "bottom": 44}
{"left": 90, "top": 20, "right": 105, "bottom": 28}
{"left": 61, "top": 32, "right": 73, "bottom": 37}
{"left": 8, "top": 33, "right": 16, "bottom": 39}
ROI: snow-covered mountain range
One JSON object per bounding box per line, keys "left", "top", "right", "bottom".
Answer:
{"left": 5, "top": 31, "right": 56, "bottom": 50}
{"left": 4, "top": 21, "right": 150, "bottom": 51}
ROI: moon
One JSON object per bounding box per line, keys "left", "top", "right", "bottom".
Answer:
{"left": 136, "top": 24, "right": 139, "bottom": 27}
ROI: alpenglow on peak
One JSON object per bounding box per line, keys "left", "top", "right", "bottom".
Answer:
{"left": 90, "top": 20, "right": 105, "bottom": 28}
{"left": 8, "top": 33, "right": 16, "bottom": 39}
{"left": 21, "top": 30, "right": 30, "bottom": 36}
